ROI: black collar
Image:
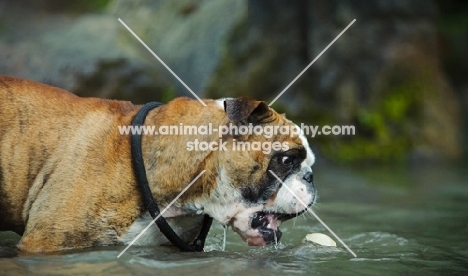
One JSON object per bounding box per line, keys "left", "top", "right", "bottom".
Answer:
{"left": 130, "top": 102, "right": 212, "bottom": 252}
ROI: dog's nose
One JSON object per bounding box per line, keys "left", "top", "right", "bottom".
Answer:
{"left": 303, "top": 171, "right": 313, "bottom": 183}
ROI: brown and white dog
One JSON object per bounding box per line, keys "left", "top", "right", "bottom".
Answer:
{"left": 0, "top": 76, "right": 316, "bottom": 252}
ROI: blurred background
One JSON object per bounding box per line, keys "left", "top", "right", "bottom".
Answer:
{"left": 0, "top": 0, "right": 466, "bottom": 164}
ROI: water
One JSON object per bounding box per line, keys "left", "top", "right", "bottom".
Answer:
{"left": 1, "top": 163, "right": 467, "bottom": 275}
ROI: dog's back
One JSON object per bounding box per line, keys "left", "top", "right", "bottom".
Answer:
{"left": 0, "top": 76, "right": 136, "bottom": 236}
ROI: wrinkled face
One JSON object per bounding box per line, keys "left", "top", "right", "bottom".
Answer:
{"left": 227, "top": 144, "right": 315, "bottom": 246}
{"left": 201, "top": 98, "right": 316, "bottom": 246}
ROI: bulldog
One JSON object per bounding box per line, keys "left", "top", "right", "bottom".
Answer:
{"left": 0, "top": 76, "right": 316, "bottom": 252}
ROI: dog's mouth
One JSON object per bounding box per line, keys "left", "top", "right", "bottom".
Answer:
{"left": 246, "top": 206, "right": 311, "bottom": 246}
{"left": 249, "top": 210, "right": 307, "bottom": 245}
{"left": 229, "top": 172, "right": 315, "bottom": 246}
{"left": 250, "top": 211, "right": 283, "bottom": 245}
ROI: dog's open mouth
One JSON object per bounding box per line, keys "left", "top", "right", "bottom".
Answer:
{"left": 250, "top": 211, "right": 299, "bottom": 245}
{"left": 248, "top": 210, "right": 308, "bottom": 245}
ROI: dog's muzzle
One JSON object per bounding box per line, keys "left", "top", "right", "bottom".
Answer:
{"left": 250, "top": 171, "right": 315, "bottom": 244}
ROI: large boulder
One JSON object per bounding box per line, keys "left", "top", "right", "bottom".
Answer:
{"left": 0, "top": 1, "right": 174, "bottom": 104}
{"left": 107, "top": 0, "right": 246, "bottom": 98}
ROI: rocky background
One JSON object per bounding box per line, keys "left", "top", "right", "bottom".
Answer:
{"left": 0, "top": 0, "right": 466, "bottom": 164}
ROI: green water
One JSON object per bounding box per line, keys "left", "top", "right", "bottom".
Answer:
{"left": 1, "top": 163, "right": 467, "bottom": 275}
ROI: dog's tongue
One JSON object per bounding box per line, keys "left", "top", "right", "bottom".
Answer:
{"left": 264, "top": 214, "right": 279, "bottom": 230}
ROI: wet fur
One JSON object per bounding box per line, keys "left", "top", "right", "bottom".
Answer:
{"left": 0, "top": 76, "right": 311, "bottom": 252}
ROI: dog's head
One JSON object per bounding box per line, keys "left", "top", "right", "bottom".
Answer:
{"left": 198, "top": 97, "right": 316, "bottom": 246}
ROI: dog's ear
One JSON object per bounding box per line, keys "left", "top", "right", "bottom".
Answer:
{"left": 224, "top": 97, "right": 270, "bottom": 123}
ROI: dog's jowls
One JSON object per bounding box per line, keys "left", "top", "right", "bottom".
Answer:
{"left": 0, "top": 76, "right": 316, "bottom": 252}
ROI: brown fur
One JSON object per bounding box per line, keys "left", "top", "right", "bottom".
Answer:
{"left": 0, "top": 76, "right": 303, "bottom": 252}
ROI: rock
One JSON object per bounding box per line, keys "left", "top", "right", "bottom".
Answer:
{"left": 107, "top": 0, "right": 246, "bottom": 97}
{"left": 0, "top": 2, "right": 173, "bottom": 104}
{"left": 304, "top": 233, "right": 337, "bottom": 247}
{"left": 206, "top": 0, "right": 308, "bottom": 110}
{"left": 303, "top": 0, "right": 461, "bottom": 162}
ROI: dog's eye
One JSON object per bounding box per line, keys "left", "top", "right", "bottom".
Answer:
{"left": 281, "top": 156, "right": 294, "bottom": 166}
